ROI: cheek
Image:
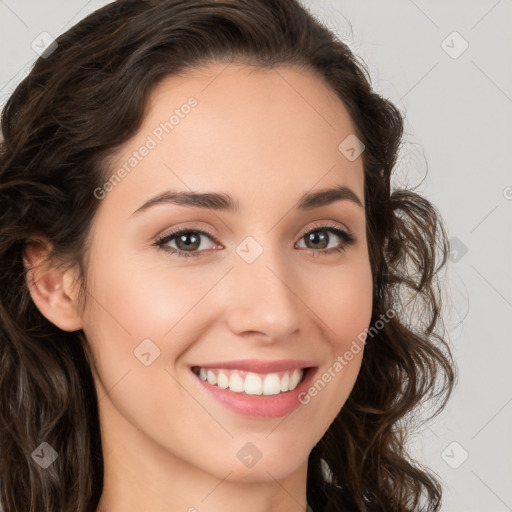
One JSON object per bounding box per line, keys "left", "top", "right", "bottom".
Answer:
{"left": 79, "top": 248, "right": 211, "bottom": 433}
{"left": 306, "top": 255, "right": 374, "bottom": 344}
{"left": 84, "top": 245, "right": 213, "bottom": 340}
{"left": 80, "top": 245, "right": 232, "bottom": 396}
{"left": 297, "top": 257, "right": 373, "bottom": 421}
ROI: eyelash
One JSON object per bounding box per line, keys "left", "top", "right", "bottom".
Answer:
{"left": 153, "top": 223, "right": 356, "bottom": 259}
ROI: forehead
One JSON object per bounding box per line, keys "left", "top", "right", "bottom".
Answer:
{"left": 98, "top": 62, "right": 365, "bottom": 220}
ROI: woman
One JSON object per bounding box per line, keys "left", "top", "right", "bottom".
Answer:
{"left": 0, "top": 0, "right": 456, "bottom": 511}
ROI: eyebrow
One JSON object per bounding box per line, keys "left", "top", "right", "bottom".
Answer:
{"left": 130, "top": 184, "right": 363, "bottom": 217}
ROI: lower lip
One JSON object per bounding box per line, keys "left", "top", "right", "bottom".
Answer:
{"left": 192, "top": 367, "right": 318, "bottom": 418}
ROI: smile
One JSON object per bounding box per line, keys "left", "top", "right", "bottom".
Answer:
{"left": 190, "top": 364, "right": 318, "bottom": 418}
{"left": 192, "top": 366, "right": 306, "bottom": 396}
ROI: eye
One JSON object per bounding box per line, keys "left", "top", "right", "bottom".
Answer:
{"left": 153, "top": 223, "right": 356, "bottom": 258}
{"left": 296, "top": 223, "right": 356, "bottom": 256}
{"left": 154, "top": 228, "right": 220, "bottom": 258}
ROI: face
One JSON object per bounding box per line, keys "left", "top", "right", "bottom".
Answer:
{"left": 79, "top": 63, "right": 373, "bottom": 483}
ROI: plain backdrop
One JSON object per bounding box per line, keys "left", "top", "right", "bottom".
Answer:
{"left": 0, "top": 1, "right": 511, "bottom": 511}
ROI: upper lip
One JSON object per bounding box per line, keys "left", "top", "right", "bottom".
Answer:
{"left": 191, "top": 359, "right": 317, "bottom": 374}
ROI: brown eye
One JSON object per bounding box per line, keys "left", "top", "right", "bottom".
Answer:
{"left": 174, "top": 232, "right": 202, "bottom": 251}
{"left": 303, "top": 230, "right": 330, "bottom": 250}
{"left": 154, "top": 228, "right": 219, "bottom": 258}
{"left": 296, "top": 225, "right": 356, "bottom": 255}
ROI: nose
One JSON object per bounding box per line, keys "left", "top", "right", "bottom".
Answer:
{"left": 222, "top": 242, "right": 303, "bottom": 343}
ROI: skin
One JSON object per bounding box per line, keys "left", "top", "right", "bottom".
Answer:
{"left": 24, "top": 63, "right": 373, "bottom": 512}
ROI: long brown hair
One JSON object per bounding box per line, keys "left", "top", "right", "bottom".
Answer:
{"left": 0, "top": 1, "right": 456, "bottom": 510}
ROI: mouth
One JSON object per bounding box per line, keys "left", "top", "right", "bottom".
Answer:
{"left": 190, "top": 365, "right": 313, "bottom": 397}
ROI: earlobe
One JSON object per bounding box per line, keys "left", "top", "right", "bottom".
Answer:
{"left": 23, "top": 240, "right": 84, "bottom": 332}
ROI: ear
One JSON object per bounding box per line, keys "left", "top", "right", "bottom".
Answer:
{"left": 23, "top": 239, "right": 84, "bottom": 332}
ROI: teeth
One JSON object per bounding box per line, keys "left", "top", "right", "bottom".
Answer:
{"left": 263, "top": 373, "right": 281, "bottom": 395}
{"left": 229, "top": 373, "right": 244, "bottom": 393}
{"left": 244, "top": 373, "right": 263, "bottom": 395}
{"left": 217, "top": 371, "right": 229, "bottom": 389}
{"left": 196, "top": 367, "right": 305, "bottom": 396}
{"left": 280, "top": 373, "right": 289, "bottom": 392}
{"left": 289, "top": 369, "right": 301, "bottom": 390}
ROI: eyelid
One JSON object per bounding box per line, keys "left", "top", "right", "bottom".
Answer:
{"left": 154, "top": 221, "right": 350, "bottom": 245}
{"left": 154, "top": 226, "right": 222, "bottom": 250}
{"left": 295, "top": 220, "right": 351, "bottom": 241}
{"left": 153, "top": 220, "right": 356, "bottom": 257}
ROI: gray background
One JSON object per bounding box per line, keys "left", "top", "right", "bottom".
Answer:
{"left": 1, "top": 1, "right": 511, "bottom": 511}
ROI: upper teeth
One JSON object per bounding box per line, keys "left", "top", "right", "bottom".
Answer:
{"left": 197, "top": 368, "right": 304, "bottom": 396}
